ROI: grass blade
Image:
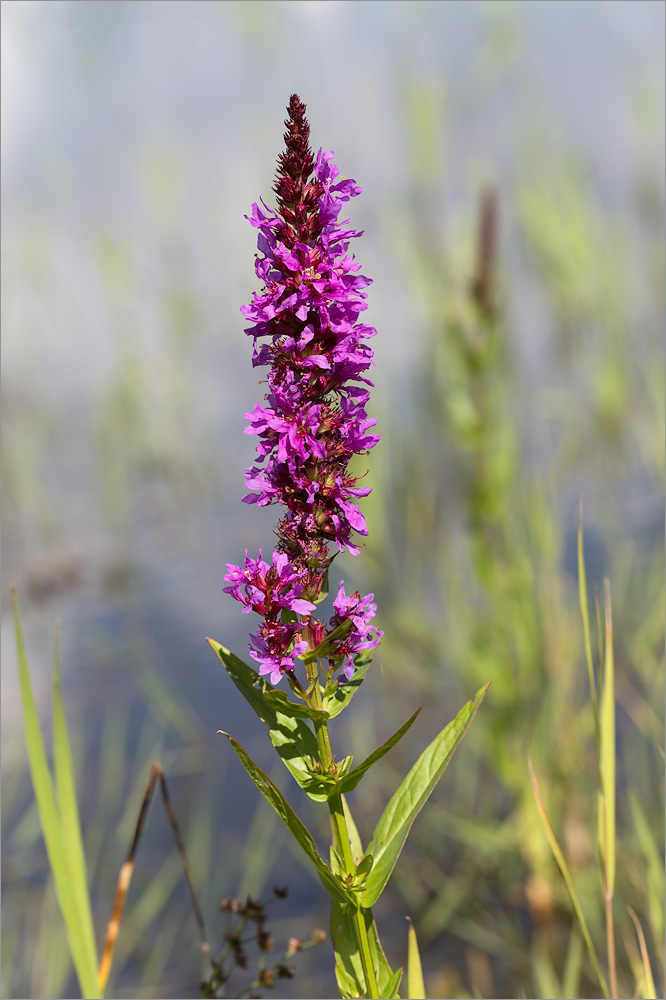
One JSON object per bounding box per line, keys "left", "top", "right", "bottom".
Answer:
{"left": 562, "top": 925, "right": 584, "bottom": 1000}
{"left": 599, "top": 580, "right": 617, "bottom": 997}
{"left": 599, "top": 581, "right": 616, "bottom": 891}
{"left": 12, "top": 588, "right": 101, "bottom": 999}
{"left": 629, "top": 793, "right": 666, "bottom": 951}
{"left": 407, "top": 917, "right": 426, "bottom": 1000}
{"left": 595, "top": 587, "right": 604, "bottom": 689}
{"left": 528, "top": 749, "right": 610, "bottom": 999}
{"left": 52, "top": 621, "right": 99, "bottom": 978}
{"left": 626, "top": 906, "right": 658, "bottom": 1000}
{"left": 578, "top": 503, "right": 600, "bottom": 745}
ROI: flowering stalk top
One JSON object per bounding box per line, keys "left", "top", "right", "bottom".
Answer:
{"left": 224, "top": 94, "right": 382, "bottom": 686}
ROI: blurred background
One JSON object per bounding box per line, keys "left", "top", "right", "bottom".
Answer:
{"left": 2, "top": 2, "right": 664, "bottom": 998}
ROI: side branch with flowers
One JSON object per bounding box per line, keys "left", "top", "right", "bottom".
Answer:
{"left": 209, "top": 94, "right": 488, "bottom": 1000}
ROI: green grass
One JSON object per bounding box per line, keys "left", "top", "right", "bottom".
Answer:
{"left": 351, "top": 92, "right": 664, "bottom": 996}
{"left": 3, "top": 10, "right": 664, "bottom": 996}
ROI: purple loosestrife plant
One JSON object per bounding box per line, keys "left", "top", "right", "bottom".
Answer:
{"left": 224, "top": 94, "right": 382, "bottom": 689}
{"left": 210, "top": 95, "right": 488, "bottom": 1000}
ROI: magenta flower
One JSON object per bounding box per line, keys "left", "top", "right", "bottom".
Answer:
{"left": 328, "top": 583, "right": 384, "bottom": 679}
{"left": 223, "top": 550, "right": 316, "bottom": 618}
{"left": 226, "top": 94, "right": 381, "bottom": 685}
{"left": 249, "top": 626, "right": 309, "bottom": 686}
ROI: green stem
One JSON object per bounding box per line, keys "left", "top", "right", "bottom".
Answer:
{"left": 332, "top": 796, "right": 380, "bottom": 999}
{"left": 305, "top": 658, "right": 334, "bottom": 766}
{"left": 304, "top": 660, "right": 380, "bottom": 999}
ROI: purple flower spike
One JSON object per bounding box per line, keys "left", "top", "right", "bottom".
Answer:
{"left": 225, "top": 95, "right": 382, "bottom": 685}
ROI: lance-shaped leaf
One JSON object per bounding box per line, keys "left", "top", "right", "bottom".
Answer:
{"left": 331, "top": 900, "right": 365, "bottom": 998}
{"left": 338, "top": 708, "right": 421, "bottom": 794}
{"left": 381, "top": 969, "right": 403, "bottom": 999}
{"left": 334, "top": 965, "right": 362, "bottom": 1000}
{"left": 407, "top": 918, "right": 426, "bottom": 1000}
{"left": 220, "top": 731, "right": 354, "bottom": 905}
{"left": 263, "top": 686, "right": 329, "bottom": 721}
{"left": 324, "top": 651, "right": 374, "bottom": 719}
{"left": 342, "top": 794, "right": 364, "bottom": 865}
{"left": 365, "top": 908, "right": 402, "bottom": 999}
{"left": 209, "top": 640, "right": 330, "bottom": 800}
{"left": 267, "top": 710, "right": 332, "bottom": 802}
{"left": 331, "top": 901, "right": 401, "bottom": 1000}
{"left": 208, "top": 640, "right": 327, "bottom": 722}
{"left": 209, "top": 640, "right": 277, "bottom": 723}
{"left": 359, "top": 684, "right": 489, "bottom": 908}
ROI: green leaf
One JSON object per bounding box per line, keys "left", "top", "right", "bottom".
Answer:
{"left": 209, "top": 640, "right": 329, "bottom": 800}
{"left": 355, "top": 854, "right": 374, "bottom": 877}
{"left": 330, "top": 903, "right": 401, "bottom": 1000}
{"left": 266, "top": 710, "right": 331, "bottom": 802}
{"left": 263, "top": 686, "right": 328, "bottom": 721}
{"left": 208, "top": 640, "right": 278, "bottom": 725}
{"left": 338, "top": 709, "right": 421, "bottom": 793}
{"left": 365, "top": 909, "right": 402, "bottom": 998}
{"left": 52, "top": 624, "right": 99, "bottom": 980}
{"left": 208, "top": 638, "right": 328, "bottom": 722}
{"left": 342, "top": 794, "right": 364, "bottom": 864}
{"left": 407, "top": 918, "right": 426, "bottom": 1000}
{"left": 381, "top": 968, "right": 403, "bottom": 999}
{"left": 330, "top": 846, "right": 345, "bottom": 878}
{"left": 220, "top": 731, "right": 354, "bottom": 904}
{"left": 334, "top": 964, "right": 362, "bottom": 1000}
{"left": 324, "top": 651, "right": 373, "bottom": 719}
{"left": 331, "top": 901, "right": 366, "bottom": 999}
{"left": 13, "top": 590, "right": 101, "bottom": 999}
{"left": 359, "top": 684, "right": 489, "bottom": 908}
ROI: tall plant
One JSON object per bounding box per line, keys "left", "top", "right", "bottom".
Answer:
{"left": 210, "top": 94, "right": 488, "bottom": 1000}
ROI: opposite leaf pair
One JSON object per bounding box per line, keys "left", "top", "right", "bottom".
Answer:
{"left": 210, "top": 638, "right": 488, "bottom": 999}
